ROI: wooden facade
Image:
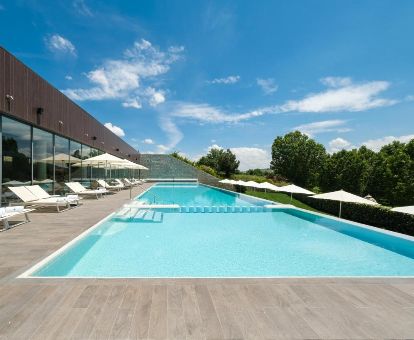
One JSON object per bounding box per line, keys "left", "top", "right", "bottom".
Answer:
{"left": 0, "top": 47, "right": 139, "bottom": 160}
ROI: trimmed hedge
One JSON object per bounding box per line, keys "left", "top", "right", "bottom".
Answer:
{"left": 298, "top": 194, "right": 414, "bottom": 237}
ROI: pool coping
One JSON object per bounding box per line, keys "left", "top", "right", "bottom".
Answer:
{"left": 18, "top": 181, "right": 414, "bottom": 279}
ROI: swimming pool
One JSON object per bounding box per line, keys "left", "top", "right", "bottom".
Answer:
{"left": 25, "top": 183, "right": 414, "bottom": 278}
{"left": 137, "top": 182, "right": 265, "bottom": 207}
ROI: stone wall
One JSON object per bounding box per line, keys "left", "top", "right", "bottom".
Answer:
{"left": 139, "top": 154, "right": 219, "bottom": 185}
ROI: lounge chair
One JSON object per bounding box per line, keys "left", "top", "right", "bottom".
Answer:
{"left": 96, "top": 179, "right": 123, "bottom": 191}
{"left": 122, "top": 178, "right": 136, "bottom": 187}
{"left": 26, "top": 185, "right": 81, "bottom": 205}
{"left": 114, "top": 178, "right": 130, "bottom": 188}
{"left": 8, "top": 186, "right": 75, "bottom": 212}
{"left": 131, "top": 178, "right": 143, "bottom": 185}
{"left": 65, "top": 182, "right": 107, "bottom": 199}
{"left": 0, "top": 206, "right": 34, "bottom": 231}
{"left": 124, "top": 178, "right": 143, "bottom": 186}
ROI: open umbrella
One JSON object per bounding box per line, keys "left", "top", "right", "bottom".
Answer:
{"left": 42, "top": 153, "right": 81, "bottom": 164}
{"left": 279, "top": 184, "right": 314, "bottom": 202}
{"left": 237, "top": 181, "right": 259, "bottom": 190}
{"left": 312, "top": 189, "right": 378, "bottom": 217}
{"left": 391, "top": 206, "right": 414, "bottom": 216}
{"left": 255, "top": 182, "right": 280, "bottom": 192}
{"left": 219, "top": 179, "right": 234, "bottom": 184}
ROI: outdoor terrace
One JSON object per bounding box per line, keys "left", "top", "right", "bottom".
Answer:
{"left": 0, "top": 184, "right": 414, "bottom": 339}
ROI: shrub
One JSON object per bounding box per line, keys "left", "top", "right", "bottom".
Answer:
{"left": 197, "top": 164, "right": 217, "bottom": 177}
{"left": 298, "top": 194, "right": 414, "bottom": 236}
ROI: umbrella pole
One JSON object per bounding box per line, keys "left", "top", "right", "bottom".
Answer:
{"left": 339, "top": 201, "right": 342, "bottom": 218}
{"left": 290, "top": 192, "right": 293, "bottom": 203}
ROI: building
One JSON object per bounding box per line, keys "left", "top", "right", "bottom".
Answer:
{"left": 0, "top": 47, "right": 140, "bottom": 204}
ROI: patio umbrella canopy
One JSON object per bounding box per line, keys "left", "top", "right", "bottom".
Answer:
{"left": 80, "top": 153, "right": 125, "bottom": 165}
{"left": 391, "top": 206, "right": 414, "bottom": 216}
{"left": 279, "top": 184, "right": 315, "bottom": 202}
{"left": 42, "top": 153, "right": 81, "bottom": 164}
{"left": 241, "top": 180, "right": 259, "bottom": 187}
{"left": 255, "top": 182, "right": 280, "bottom": 192}
{"left": 312, "top": 189, "right": 379, "bottom": 217}
{"left": 219, "top": 179, "right": 234, "bottom": 184}
{"left": 279, "top": 184, "right": 315, "bottom": 195}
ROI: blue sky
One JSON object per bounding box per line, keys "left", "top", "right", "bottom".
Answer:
{"left": 1, "top": 0, "right": 414, "bottom": 170}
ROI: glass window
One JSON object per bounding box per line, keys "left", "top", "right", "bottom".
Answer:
{"left": 54, "top": 135, "right": 70, "bottom": 194}
{"left": 69, "top": 141, "right": 82, "bottom": 183}
{"left": 2, "top": 117, "right": 32, "bottom": 204}
{"left": 81, "top": 145, "right": 92, "bottom": 187}
{"left": 91, "top": 148, "right": 105, "bottom": 180}
{"left": 33, "top": 127, "right": 54, "bottom": 193}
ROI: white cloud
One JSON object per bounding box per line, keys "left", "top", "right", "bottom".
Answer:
{"left": 156, "top": 116, "right": 183, "bottom": 153}
{"left": 204, "top": 144, "right": 270, "bottom": 171}
{"left": 45, "top": 34, "right": 77, "bottom": 56}
{"left": 122, "top": 98, "right": 142, "bottom": 109}
{"left": 293, "top": 120, "right": 351, "bottom": 136}
{"left": 208, "top": 144, "right": 223, "bottom": 151}
{"left": 328, "top": 137, "right": 354, "bottom": 153}
{"left": 320, "top": 76, "right": 352, "bottom": 88}
{"left": 207, "top": 75, "right": 240, "bottom": 84}
{"left": 280, "top": 78, "right": 396, "bottom": 113}
{"left": 65, "top": 75, "right": 73, "bottom": 80}
{"left": 73, "top": 0, "right": 93, "bottom": 16}
{"left": 231, "top": 147, "right": 271, "bottom": 171}
{"left": 63, "top": 39, "right": 184, "bottom": 108}
{"left": 362, "top": 134, "right": 414, "bottom": 152}
{"left": 170, "top": 102, "right": 276, "bottom": 123}
{"left": 146, "top": 87, "right": 165, "bottom": 106}
{"left": 142, "top": 138, "right": 154, "bottom": 144}
{"left": 104, "top": 122, "right": 125, "bottom": 137}
{"left": 257, "top": 78, "right": 278, "bottom": 95}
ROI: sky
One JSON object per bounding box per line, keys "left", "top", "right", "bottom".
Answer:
{"left": 1, "top": 0, "right": 414, "bottom": 170}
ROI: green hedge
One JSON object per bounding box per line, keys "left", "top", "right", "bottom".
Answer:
{"left": 298, "top": 194, "right": 414, "bottom": 236}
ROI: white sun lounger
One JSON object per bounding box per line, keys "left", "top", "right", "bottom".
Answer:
{"left": 65, "top": 182, "right": 107, "bottom": 199}
{"left": 124, "top": 178, "right": 143, "bottom": 186}
{"left": 26, "top": 185, "right": 81, "bottom": 205}
{"left": 0, "top": 206, "right": 34, "bottom": 231}
{"left": 9, "top": 186, "right": 74, "bottom": 212}
{"left": 130, "top": 178, "right": 143, "bottom": 185}
{"left": 114, "top": 178, "right": 130, "bottom": 188}
{"left": 97, "top": 179, "right": 123, "bottom": 191}
{"left": 122, "top": 178, "right": 136, "bottom": 187}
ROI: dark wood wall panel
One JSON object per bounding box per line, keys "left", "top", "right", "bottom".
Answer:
{"left": 0, "top": 47, "right": 139, "bottom": 160}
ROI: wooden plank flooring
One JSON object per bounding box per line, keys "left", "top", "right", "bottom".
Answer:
{"left": 0, "top": 183, "right": 414, "bottom": 339}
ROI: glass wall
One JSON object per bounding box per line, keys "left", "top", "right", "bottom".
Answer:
{"left": 32, "top": 127, "right": 54, "bottom": 193}
{"left": 55, "top": 135, "right": 70, "bottom": 194}
{"left": 1, "top": 115, "right": 110, "bottom": 204}
{"left": 1, "top": 117, "right": 32, "bottom": 204}
{"left": 70, "top": 141, "right": 82, "bottom": 183}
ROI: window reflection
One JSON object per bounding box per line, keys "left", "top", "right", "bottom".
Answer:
{"left": 55, "top": 135, "right": 70, "bottom": 194}
{"left": 33, "top": 128, "right": 54, "bottom": 193}
{"left": 0, "top": 115, "right": 108, "bottom": 203}
{"left": 70, "top": 141, "right": 82, "bottom": 183}
{"left": 2, "top": 117, "right": 32, "bottom": 204}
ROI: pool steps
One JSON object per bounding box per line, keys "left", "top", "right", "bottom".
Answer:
{"left": 114, "top": 204, "right": 289, "bottom": 221}
{"left": 113, "top": 208, "right": 163, "bottom": 222}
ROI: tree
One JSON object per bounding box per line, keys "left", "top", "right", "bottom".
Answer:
{"left": 197, "top": 148, "right": 240, "bottom": 177}
{"left": 271, "top": 131, "right": 326, "bottom": 188}
{"left": 366, "top": 141, "right": 414, "bottom": 206}
{"left": 320, "top": 146, "right": 375, "bottom": 196}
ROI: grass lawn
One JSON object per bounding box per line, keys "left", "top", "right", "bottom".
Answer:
{"left": 245, "top": 190, "right": 323, "bottom": 213}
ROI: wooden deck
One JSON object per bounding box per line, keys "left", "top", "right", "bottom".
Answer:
{"left": 1, "top": 184, "right": 414, "bottom": 339}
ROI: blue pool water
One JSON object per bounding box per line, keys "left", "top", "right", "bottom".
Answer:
{"left": 137, "top": 182, "right": 265, "bottom": 206}
{"left": 31, "top": 183, "right": 414, "bottom": 277}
